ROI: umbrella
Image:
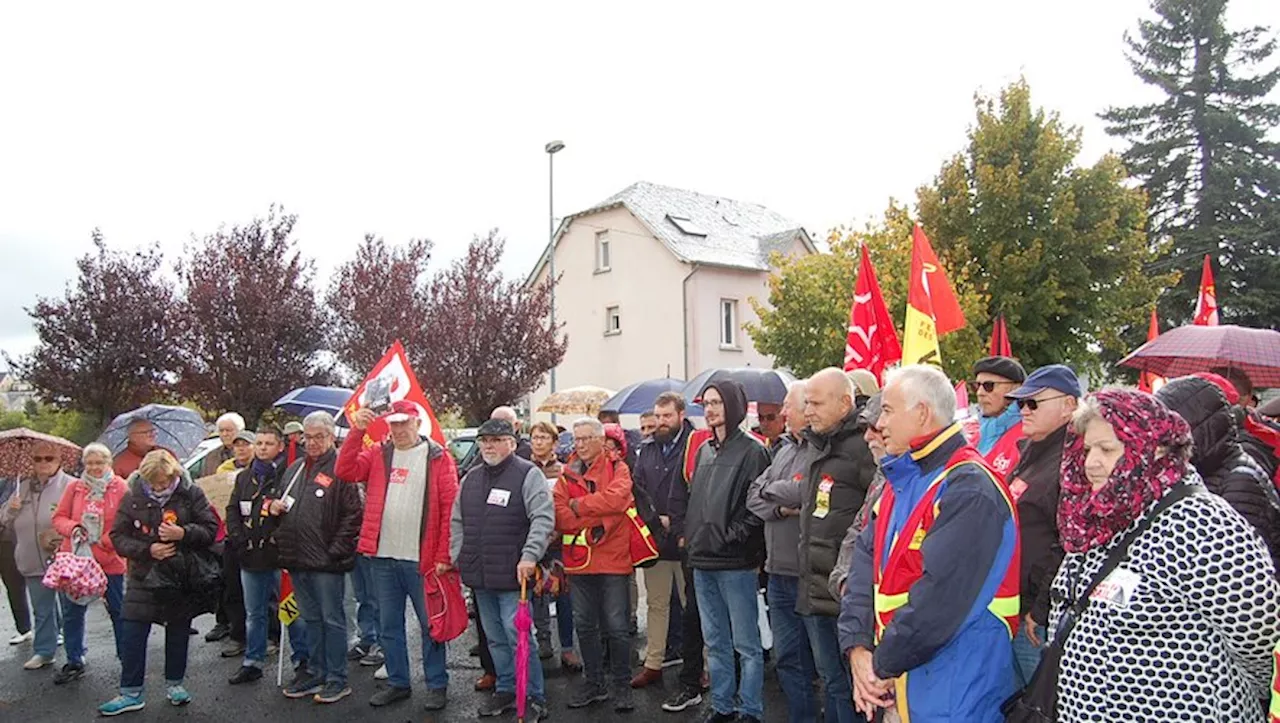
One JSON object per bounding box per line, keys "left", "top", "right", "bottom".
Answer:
{"left": 536, "top": 385, "right": 616, "bottom": 416}
{"left": 515, "top": 576, "right": 532, "bottom": 722}
{"left": 1119, "top": 324, "right": 1280, "bottom": 388}
{"left": 273, "top": 385, "right": 353, "bottom": 417}
{"left": 601, "top": 377, "right": 703, "bottom": 416}
{"left": 682, "top": 367, "right": 796, "bottom": 406}
{"left": 0, "top": 428, "right": 81, "bottom": 479}
{"left": 100, "top": 404, "right": 208, "bottom": 462}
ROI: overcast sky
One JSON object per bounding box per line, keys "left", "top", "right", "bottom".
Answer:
{"left": 2, "top": 1, "right": 1276, "bottom": 364}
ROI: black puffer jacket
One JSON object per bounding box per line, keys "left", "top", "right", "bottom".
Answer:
{"left": 274, "top": 450, "right": 363, "bottom": 574}
{"left": 797, "top": 406, "right": 876, "bottom": 617}
{"left": 684, "top": 381, "right": 771, "bottom": 571}
{"left": 1157, "top": 377, "right": 1280, "bottom": 571}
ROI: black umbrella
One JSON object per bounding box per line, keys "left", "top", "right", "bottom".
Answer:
{"left": 681, "top": 367, "right": 796, "bottom": 406}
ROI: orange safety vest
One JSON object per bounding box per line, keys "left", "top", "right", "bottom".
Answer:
{"left": 871, "top": 444, "right": 1021, "bottom": 646}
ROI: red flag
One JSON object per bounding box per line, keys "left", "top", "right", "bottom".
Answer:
{"left": 343, "top": 340, "right": 446, "bottom": 447}
{"left": 1138, "top": 308, "right": 1165, "bottom": 394}
{"left": 903, "top": 225, "right": 966, "bottom": 366}
{"left": 988, "top": 314, "right": 1012, "bottom": 358}
{"left": 843, "top": 244, "right": 902, "bottom": 382}
{"left": 912, "top": 225, "right": 965, "bottom": 335}
{"left": 1194, "top": 254, "right": 1219, "bottom": 326}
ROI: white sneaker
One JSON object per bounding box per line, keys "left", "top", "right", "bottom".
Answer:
{"left": 374, "top": 664, "right": 388, "bottom": 680}
{"left": 8, "top": 631, "right": 33, "bottom": 645}
{"left": 23, "top": 654, "right": 53, "bottom": 670}
{"left": 57, "top": 633, "right": 64, "bottom": 647}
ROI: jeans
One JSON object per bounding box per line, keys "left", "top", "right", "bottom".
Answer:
{"left": 767, "top": 575, "right": 818, "bottom": 723}
{"left": 570, "top": 574, "right": 631, "bottom": 690}
{"left": 694, "top": 568, "right": 764, "bottom": 719}
{"left": 290, "top": 570, "right": 347, "bottom": 685}
{"left": 1012, "top": 623, "right": 1046, "bottom": 688}
{"left": 63, "top": 574, "right": 125, "bottom": 665}
{"left": 350, "top": 555, "right": 379, "bottom": 647}
{"left": 369, "top": 557, "right": 448, "bottom": 691}
{"left": 801, "top": 613, "right": 861, "bottom": 723}
{"left": 532, "top": 590, "right": 576, "bottom": 650}
{"left": 242, "top": 569, "right": 309, "bottom": 668}
{"left": 476, "top": 589, "right": 545, "bottom": 703}
{"left": 118, "top": 617, "right": 190, "bottom": 695}
{"left": 677, "top": 555, "right": 705, "bottom": 690}
{"left": 25, "top": 576, "right": 65, "bottom": 659}
{"left": 0, "top": 540, "right": 30, "bottom": 634}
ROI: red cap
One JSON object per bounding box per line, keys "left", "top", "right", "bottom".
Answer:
{"left": 385, "top": 400, "right": 421, "bottom": 423}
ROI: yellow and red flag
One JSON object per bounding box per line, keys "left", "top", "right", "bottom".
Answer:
{"left": 844, "top": 244, "right": 902, "bottom": 383}
{"left": 278, "top": 571, "right": 299, "bottom": 625}
{"left": 344, "top": 340, "right": 447, "bottom": 447}
{"left": 902, "top": 225, "right": 966, "bottom": 367}
{"left": 1194, "top": 254, "right": 1219, "bottom": 326}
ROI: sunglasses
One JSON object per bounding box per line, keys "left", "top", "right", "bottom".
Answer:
{"left": 971, "top": 380, "right": 1014, "bottom": 393}
{"left": 758, "top": 413, "right": 779, "bottom": 422}
{"left": 30, "top": 455, "right": 57, "bottom": 463}
{"left": 1016, "top": 395, "right": 1069, "bottom": 412}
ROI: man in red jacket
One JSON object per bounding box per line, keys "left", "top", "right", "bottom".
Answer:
{"left": 337, "top": 401, "right": 459, "bottom": 713}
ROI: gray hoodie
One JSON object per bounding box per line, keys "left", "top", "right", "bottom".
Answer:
{"left": 1, "top": 470, "right": 75, "bottom": 577}
{"left": 745, "top": 434, "right": 808, "bottom": 577}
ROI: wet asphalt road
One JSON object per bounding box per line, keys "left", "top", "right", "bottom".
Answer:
{"left": 0, "top": 593, "right": 792, "bottom": 722}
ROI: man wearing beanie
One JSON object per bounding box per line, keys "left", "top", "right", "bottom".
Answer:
{"left": 970, "top": 356, "right": 1027, "bottom": 478}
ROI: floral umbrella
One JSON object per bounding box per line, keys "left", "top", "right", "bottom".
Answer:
{"left": 535, "top": 385, "right": 616, "bottom": 416}
{"left": 0, "top": 428, "right": 82, "bottom": 479}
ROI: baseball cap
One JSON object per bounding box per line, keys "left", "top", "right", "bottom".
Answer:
{"left": 973, "top": 356, "right": 1027, "bottom": 383}
{"left": 1005, "top": 364, "right": 1083, "bottom": 400}
{"left": 234, "top": 430, "right": 256, "bottom": 444}
{"left": 476, "top": 418, "right": 517, "bottom": 439}
{"left": 282, "top": 421, "right": 303, "bottom": 436}
{"left": 385, "top": 400, "right": 421, "bottom": 423}
{"left": 858, "top": 392, "right": 883, "bottom": 428}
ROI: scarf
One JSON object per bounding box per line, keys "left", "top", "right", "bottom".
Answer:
{"left": 1058, "top": 389, "right": 1192, "bottom": 553}
{"left": 82, "top": 470, "right": 110, "bottom": 501}
{"left": 977, "top": 403, "right": 1021, "bottom": 456}
{"left": 144, "top": 476, "right": 180, "bottom": 507}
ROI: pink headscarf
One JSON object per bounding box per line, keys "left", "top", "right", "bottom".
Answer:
{"left": 603, "top": 423, "right": 628, "bottom": 459}
{"left": 1058, "top": 389, "right": 1193, "bottom": 553}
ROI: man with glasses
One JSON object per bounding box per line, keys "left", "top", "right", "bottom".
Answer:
{"left": 969, "top": 357, "right": 1027, "bottom": 479}
{"left": 1002, "top": 364, "right": 1081, "bottom": 687}
{"left": 754, "top": 402, "right": 786, "bottom": 454}
{"left": 113, "top": 419, "right": 158, "bottom": 479}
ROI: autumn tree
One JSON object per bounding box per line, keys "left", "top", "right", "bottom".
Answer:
{"left": 1103, "top": 0, "right": 1280, "bottom": 328}
{"left": 326, "top": 234, "right": 434, "bottom": 378}
{"left": 8, "top": 230, "right": 182, "bottom": 427}
{"left": 416, "top": 230, "right": 566, "bottom": 424}
{"left": 175, "top": 208, "right": 327, "bottom": 426}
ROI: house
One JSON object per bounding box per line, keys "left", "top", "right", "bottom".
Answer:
{"left": 525, "top": 181, "right": 816, "bottom": 417}
{"left": 0, "top": 371, "right": 38, "bottom": 412}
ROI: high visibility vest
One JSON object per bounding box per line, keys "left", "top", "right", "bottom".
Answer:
{"left": 984, "top": 424, "right": 1023, "bottom": 481}
{"left": 871, "top": 444, "right": 1021, "bottom": 645}
{"left": 560, "top": 467, "right": 660, "bottom": 572}
{"left": 1270, "top": 640, "right": 1280, "bottom": 723}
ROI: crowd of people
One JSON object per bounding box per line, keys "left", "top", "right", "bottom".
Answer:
{"left": 3, "top": 359, "right": 1280, "bottom": 722}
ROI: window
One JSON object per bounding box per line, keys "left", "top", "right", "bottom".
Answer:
{"left": 667, "top": 214, "right": 708, "bottom": 237}
{"left": 605, "top": 305, "right": 621, "bottom": 335}
{"left": 720, "top": 298, "right": 738, "bottom": 348}
{"left": 595, "top": 230, "right": 611, "bottom": 272}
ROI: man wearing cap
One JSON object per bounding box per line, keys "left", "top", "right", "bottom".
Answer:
{"left": 283, "top": 421, "right": 305, "bottom": 466}
{"left": 1001, "top": 364, "right": 1081, "bottom": 687}
{"left": 969, "top": 357, "right": 1027, "bottom": 479}
{"left": 450, "top": 418, "right": 554, "bottom": 722}
{"left": 212, "top": 428, "right": 256, "bottom": 658}
{"left": 338, "top": 401, "right": 459, "bottom": 711}
{"left": 216, "top": 429, "right": 257, "bottom": 474}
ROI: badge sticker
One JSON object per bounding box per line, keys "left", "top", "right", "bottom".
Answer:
{"left": 389, "top": 468, "right": 409, "bottom": 485}
{"left": 240, "top": 501, "right": 253, "bottom": 517}
{"left": 315, "top": 473, "right": 333, "bottom": 488}
{"left": 1009, "top": 477, "right": 1029, "bottom": 502}
{"left": 162, "top": 510, "right": 178, "bottom": 526}
{"left": 1090, "top": 567, "right": 1141, "bottom": 608}
{"left": 487, "top": 489, "right": 512, "bottom": 507}
{"left": 813, "top": 475, "right": 834, "bottom": 519}
{"left": 315, "top": 488, "right": 325, "bottom": 498}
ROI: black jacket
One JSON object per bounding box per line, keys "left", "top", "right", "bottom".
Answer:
{"left": 1158, "top": 377, "right": 1280, "bottom": 572}
{"left": 274, "top": 450, "right": 363, "bottom": 574}
{"left": 634, "top": 419, "right": 695, "bottom": 560}
{"left": 683, "top": 381, "right": 771, "bottom": 571}
{"left": 225, "top": 460, "right": 287, "bottom": 571}
{"left": 797, "top": 407, "right": 876, "bottom": 617}
{"left": 111, "top": 472, "right": 220, "bottom": 624}
{"left": 1240, "top": 413, "right": 1280, "bottom": 481}
{"left": 1008, "top": 423, "right": 1067, "bottom": 624}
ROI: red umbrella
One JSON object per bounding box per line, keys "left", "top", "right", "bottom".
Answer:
{"left": 0, "top": 428, "right": 81, "bottom": 479}
{"left": 1119, "top": 324, "right": 1280, "bottom": 387}
{"left": 515, "top": 576, "right": 532, "bottom": 721}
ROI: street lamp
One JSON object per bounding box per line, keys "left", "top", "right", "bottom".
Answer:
{"left": 545, "top": 140, "right": 564, "bottom": 417}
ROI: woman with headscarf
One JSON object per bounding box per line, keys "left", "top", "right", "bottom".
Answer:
{"left": 0, "top": 440, "right": 75, "bottom": 671}
{"left": 1051, "top": 389, "right": 1280, "bottom": 722}
{"left": 49, "top": 443, "right": 128, "bottom": 684}
{"left": 99, "top": 450, "right": 218, "bottom": 716}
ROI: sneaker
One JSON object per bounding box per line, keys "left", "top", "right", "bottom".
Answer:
{"left": 662, "top": 688, "right": 704, "bottom": 713}
{"left": 204, "top": 623, "right": 230, "bottom": 642}
{"left": 373, "top": 664, "right": 388, "bottom": 680}
{"left": 228, "top": 666, "right": 263, "bottom": 685}
{"left": 525, "top": 698, "right": 550, "bottom": 723}
{"left": 478, "top": 691, "right": 516, "bottom": 717}
{"left": 266, "top": 640, "right": 279, "bottom": 657}
{"left": 166, "top": 685, "right": 192, "bottom": 707}
{"left": 8, "top": 630, "right": 33, "bottom": 645}
{"left": 53, "top": 662, "right": 85, "bottom": 685}
{"left": 98, "top": 693, "right": 146, "bottom": 716}
{"left": 662, "top": 650, "right": 684, "bottom": 668}
{"left": 422, "top": 687, "right": 447, "bottom": 711}
{"left": 314, "top": 682, "right": 352, "bottom": 704}
{"left": 358, "top": 644, "right": 385, "bottom": 667}
{"left": 614, "top": 686, "right": 636, "bottom": 712}
{"left": 57, "top": 633, "right": 64, "bottom": 647}
{"left": 537, "top": 638, "right": 554, "bottom": 660}
{"left": 694, "top": 711, "right": 735, "bottom": 723}
{"left": 368, "top": 685, "right": 411, "bottom": 707}
{"left": 474, "top": 672, "right": 496, "bottom": 691}
{"left": 284, "top": 671, "right": 324, "bottom": 699}
{"left": 566, "top": 683, "right": 610, "bottom": 709}
{"left": 347, "top": 642, "right": 371, "bottom": 661}
{"left": 220, "top": 640, "right": 246, "bottom": 658}
{"left": 23, "top": 654, "right": 53, "bottom": 670}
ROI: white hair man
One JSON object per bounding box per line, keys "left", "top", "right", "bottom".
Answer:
{"left": 202, "top": 412, "right": 247, "bottom": 478}
{"left": 838, "top": 365, "right": 1020, "bottom": 722}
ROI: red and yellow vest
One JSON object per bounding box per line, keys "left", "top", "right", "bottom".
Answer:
{"left": 871, "top": 443, "right": 1021, "bottom": 645}
{"left": 1269, "top": 640, "right": 1280, "bottom": 723}
{"left": 560, "top": 462, "right": 659, "bottom": 572}
{"left": 984, "top": 424, "right": 1023, "bottom": 482}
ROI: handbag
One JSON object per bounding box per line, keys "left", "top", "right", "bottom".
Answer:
{"left": 41, "top": 534, "right": 108, "bottom": 606}
{"left": 1002, "top": 483, "right": 1196, "bottom": 722}
{"left": 423, "top": 569, "right": 468, "bottom": 643}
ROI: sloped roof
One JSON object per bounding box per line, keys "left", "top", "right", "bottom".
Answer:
{"left": 527, "top": 181, "right": 814, "bottom": 286}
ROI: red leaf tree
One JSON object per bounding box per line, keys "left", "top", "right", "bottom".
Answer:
{"left": 175, "top": 207, "right": 328, "bottom": 425}
{"left": 325, "top": 234, "right": 433, "bottom": 379}
{"left": 8, "top": 231, "right": 183, "bottom": 427}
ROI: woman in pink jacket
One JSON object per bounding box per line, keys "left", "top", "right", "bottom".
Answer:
{"left": 50, "top": 442, "right": 127, "bottom": 684}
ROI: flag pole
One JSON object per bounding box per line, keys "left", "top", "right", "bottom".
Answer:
{"left": 278, "top": 625, "right": 287, "bottom": 686}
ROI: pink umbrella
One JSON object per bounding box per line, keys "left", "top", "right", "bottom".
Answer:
{"left": 515, "top": 576, "right": 532, "bottom": 721}
{"left": 1119, "top": 324, "right": 1280, "bottom": 387}
{"left": 0, "top": 428, "right": 81, "bottom": 479}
